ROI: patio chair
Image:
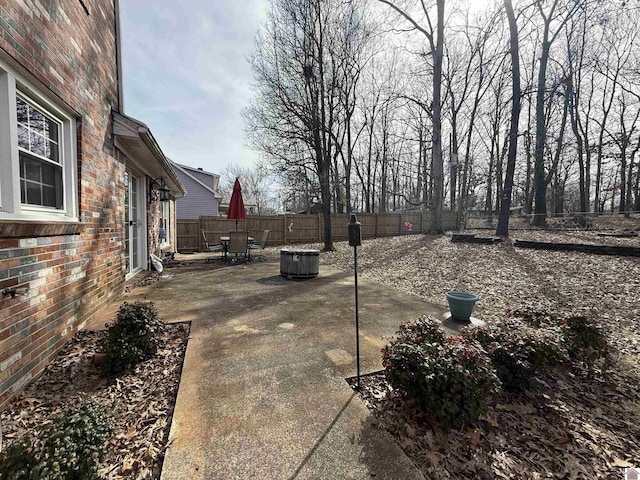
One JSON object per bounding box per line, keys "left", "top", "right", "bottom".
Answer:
{"left": 228, "top": 231, "right": 249, "bottom": 260}
{"left": 249, "top": 229, "right": 270, "bottom": 253}
{"left": 201, "top": 229, "right": 223, "bottom": 262}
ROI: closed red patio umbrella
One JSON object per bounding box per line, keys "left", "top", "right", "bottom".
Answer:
{"left": 227, "top": 178, "right": 246, "bottom": 230}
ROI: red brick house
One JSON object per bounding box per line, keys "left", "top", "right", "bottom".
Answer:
{"left": 0, "top": 0, "right": 184, "bottom": 408}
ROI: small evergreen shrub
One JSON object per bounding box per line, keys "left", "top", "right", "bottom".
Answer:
{"left": 37, "top": 401, "right": 114, "bottom": 480}
{"left": 562, "top": 316, "right": 609, "bottom": 370}
{"left": 103, "top": 301, "right": 165, "bottom": 375}
{"left": 382, "top": 317, "right": 499, "bottom": 430}
{"left": 0, "top": 401, "right": 113, "bottom": 480}
{"left": 463, "top": 319, "right": 564, "bottom": 392}
{"left": 0, "top": 439, "right": 39, "bottom": 480}
{"left": 394, "top": 314, "right": 447, "bottom": 346}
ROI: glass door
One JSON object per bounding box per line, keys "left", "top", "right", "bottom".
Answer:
{"left": 124, "top": 171, "right": 141, "bottom": 277}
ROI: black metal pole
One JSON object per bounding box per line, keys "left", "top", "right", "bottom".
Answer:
{"left": 354, "top": 244, "right": 360, "bottom": 391}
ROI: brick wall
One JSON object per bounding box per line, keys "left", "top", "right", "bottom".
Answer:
{"left": 148, "top": 197, "right": 162, "bottom": 256}
{"left": 147, "top": 197, "right": 178, "bottom": 257}
{"left": 0, "top": 0, "right": 123, "bottom": 408}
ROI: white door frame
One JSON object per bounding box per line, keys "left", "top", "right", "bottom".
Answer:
{"left": 124, "top": 169, "right": 148, "bottom": 280}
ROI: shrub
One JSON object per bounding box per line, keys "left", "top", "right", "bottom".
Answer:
{"left": 103, "top": 301, "right": 165, "bottom": 375}
{"left": 463, "top": 319, "right": 564, "bottom": 393}
{"left": 382, "top": 317, "right": 499, "bottom": 430}
{"left": 394, "top": 314, "right": 447, "bottom": 346}
{"left": 562, "top": 316, "right": 609, "bottom": 370}
{"left": 37, "top": 401, "right": 114, "bottom": 480}
{"left": 0, "top": 439, "right": 39, "bottom": 480}
{"left": 0, "top": 401, "right": 114, "bottom": 480}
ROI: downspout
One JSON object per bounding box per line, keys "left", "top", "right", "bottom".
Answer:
{"left": 114, "top": 0, "right": 124, "bottom": 113}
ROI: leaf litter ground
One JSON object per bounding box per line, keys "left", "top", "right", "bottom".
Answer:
{"left": 1, "top": 323, "right": 189, "bottom": 480}
{"left": 316, "top": 224, "right": 640, "bottom": 479}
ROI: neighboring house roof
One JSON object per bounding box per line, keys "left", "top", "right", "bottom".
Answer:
{"left": 171, "top": 162, "right": 223, "bottom": 200}
{"left": 112, "top": 111, "right": 185, "bottom": 198}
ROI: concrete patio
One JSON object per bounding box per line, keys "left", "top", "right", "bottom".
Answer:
{"left": 94, "top": 254, "right": 450, "bottom": 479}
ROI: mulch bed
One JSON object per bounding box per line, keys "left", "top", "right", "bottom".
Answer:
{"left": 347, "top": 364, "right": 640, "bottom": 479}
{"left": 316, "top": 223, "right": 640, "bottom": 479}
{"left": 1, "top": 323, "right": 189, "bottom": 480}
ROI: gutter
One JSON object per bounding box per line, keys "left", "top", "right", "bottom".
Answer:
{"left": 138, "top": 128, "right": 185, "bottom": 197}
{"left": 112, "top": 111, "right": 186, "bottom": 198}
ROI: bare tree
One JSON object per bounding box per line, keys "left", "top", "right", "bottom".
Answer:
{"left": 531, "top": 0, "right": 586, "bottom": 226}
{"left": 246, "top": 0, "right": 373, "bottom": 249}
{"left": 496, "top": 0, "right": 521, "bottom": 236}
{"left": 378, "top": 0, "right": 446, "bottom": 232}
{"left": 220, "top": 164, "right": 277, "bottom": 215}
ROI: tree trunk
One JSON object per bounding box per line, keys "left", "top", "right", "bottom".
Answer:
{"left": 634, "top": 156, "right": 640, "bottom": 211}
{"left": 485, "top": 155, "right": 493, "bottom": 222}
{"left": 533, "top": 35, "right": 551, "bottom": 226}
{"left": 450, "top": 109, "right": 458, "bottom": 212}
{"left": 345, "top": 107, "right": 353, "bottom": 213}
{"left": 496, "top": 130, "right": 508, "bottom": 217}
{"left": 620, "top": 145, "right": 627, "bottom": 215}
{"left": 459, "top": 80, "right": 482, "bottom": 225}
{"left": 567, "top": 74, "right": 586, "bottom": 213}
{"left": 595, "top": 83, "right": 616, "bottom": 213}
{"left": 496, "top": 0, "right": 521, "bottom": 237}
{"left": 626, "top": 155, "right": 634, "bottom": 216}
{"left": 524, "top": 96, "right": 534, "bottom": 214}
{"left": 429, "top": 0, "right": 445, "bottom": 233}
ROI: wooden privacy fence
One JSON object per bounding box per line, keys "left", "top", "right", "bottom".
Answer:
{"left": 177, "top": 210, "right": 458, "bottom": 252}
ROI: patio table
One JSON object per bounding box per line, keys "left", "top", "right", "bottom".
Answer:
{"left": 220, "top": 235, "right": 255, "bottom": 259}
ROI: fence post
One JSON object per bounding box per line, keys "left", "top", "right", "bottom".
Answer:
{"left": 284, "top": 214, "right": 288, "bottom": 244}
{"left": 199, "top": 216, "right": 204, "bottom": 251}
{"left": 318, "top": 213, "right": 322, "bottom": 243}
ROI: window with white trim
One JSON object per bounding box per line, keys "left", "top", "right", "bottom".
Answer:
{"left": 0, "top": 61, "right": 78, "bottom": 221}
{"left": 17, "top": 96, "right": 63, "bottom": 208}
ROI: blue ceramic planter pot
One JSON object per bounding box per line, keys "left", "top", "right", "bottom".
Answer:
{"left": 446, "top": 291, "right": 478, "bottom": 322}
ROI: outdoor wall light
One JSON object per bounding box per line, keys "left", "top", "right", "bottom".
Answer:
{"left": 149, "top": 176, "right": 170, "bottom": 203}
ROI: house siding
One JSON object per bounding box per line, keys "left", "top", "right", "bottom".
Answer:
{"left": 190, "top": 170, "right": 216, "bottom": 189}
{"left": 174, "top": 169, "right": 219, "bottom": 219}
{"left": 0, "top": 0, "right": 123, "bottom": 408}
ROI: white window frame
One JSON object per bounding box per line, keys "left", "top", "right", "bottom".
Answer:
{"left": 0, "top": 60, "right": 78, "bottom": 222}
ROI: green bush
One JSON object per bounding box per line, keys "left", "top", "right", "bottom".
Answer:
{"left": 382, "top": 317, "right": 499, "bottom": 431}
{"left": 463, "top": 319, "right": 564, "bottom": 392}
{"left": 103, "top": 301, "right": 165, "bottom": 375}
{"left": 37, "top": 401, "right": 114, "bottom": 480}
{"left": 562, "top": 316, "right": 609, "bottom": 370}
{"left": 0, "top": 401, "right": 114, "bottom": 480}
{"left": 393, "top": 314, "right": 447, "bottom": 346}
{"left": 0, "top": 439, "right": 39, "bottom": 480}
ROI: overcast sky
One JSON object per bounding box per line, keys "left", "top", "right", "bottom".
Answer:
{"left": 119, "top": 0, "right": 267, "bottom": 175}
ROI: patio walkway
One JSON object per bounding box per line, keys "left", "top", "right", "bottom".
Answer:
{"left": 99, "top": 255, "right": 450, "bottom": 479}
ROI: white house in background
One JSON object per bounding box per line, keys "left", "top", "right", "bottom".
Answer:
{"left": 219, "top": 201, "right": 259, "bottom": 216}
{"left": 171, "top": 162, "right": 223, "bottom": 219}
